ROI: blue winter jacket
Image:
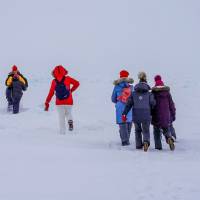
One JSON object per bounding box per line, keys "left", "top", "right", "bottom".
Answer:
{"left": 111, "top": 78, "right": 133, "bottom": 124}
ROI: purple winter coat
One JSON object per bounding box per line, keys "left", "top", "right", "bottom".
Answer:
{"left": 151, "top": 86, "right": 176, "bottom": 128}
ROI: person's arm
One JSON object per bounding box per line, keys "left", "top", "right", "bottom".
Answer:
{"left": 5, "top": 76, "right": 13, "bottom": 87}
{"left": 111, "top": 87, "right": 117, "bottom": 103}
{"left": 122, "top": 94, "right": 134, "bottom": 116}
{"left": 150, "top": 93, "right": 156, "bottom": 108}
{"left": 45, "top": 80, "right": 56, "bottom": 104}
{"left": 69, "top": 77, "right": 80, "bottom": 93}
{"left": 18, "top": 75, "right": 26, "bottom": 85}
{"left": 169, "top": 93, "right": 176, "bottom": 121}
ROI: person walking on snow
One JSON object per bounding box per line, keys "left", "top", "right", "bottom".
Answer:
{"left": 151, "top": 75, "right": 176, "bottom": 151}
{"left": 5, "top": 65, "right": 28, "bottom": 114}
{"left": 45, "top": 65, "right": 80, "bottom": 134}
{"left": 111, "top": 70, "right": 134, "bottom": 146}
{"left": 122, "top": 72, "right": 156, "bottom": 151}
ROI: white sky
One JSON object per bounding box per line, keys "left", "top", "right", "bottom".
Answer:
{"left": 0, "top": 0, "right": 199, "bottom": 76}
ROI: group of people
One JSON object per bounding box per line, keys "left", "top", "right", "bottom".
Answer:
{"left": 111, "top": 70, "right": 176, "bottom": 151}
{"left": 5, "top": 65, "right": 80, "bottom": 134}
{"left": 4, "top": 65, "right": 176, "bottom": 152}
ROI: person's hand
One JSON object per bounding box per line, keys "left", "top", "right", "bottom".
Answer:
{"left": 45, "top": 102, "right": 49, "bottom": 111}
{"left": 122, "top": 115, "right": 127, "bottom": 122}
{"left": 13, "top": 74, "right": 19, "bottom": 79}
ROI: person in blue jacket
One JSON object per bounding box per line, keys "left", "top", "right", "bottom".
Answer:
{"left": 111, "top": 70, "right": 134, "bottom": 146}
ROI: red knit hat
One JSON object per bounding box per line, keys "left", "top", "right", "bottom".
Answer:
{"left": 12, "top": 65, "right": 18, "bottom": 72}
{"left": 154, "top": 75, "right": 164, "bottom": 86}
{"left": 120, "top": 70, "right": 129, "bottom": 78}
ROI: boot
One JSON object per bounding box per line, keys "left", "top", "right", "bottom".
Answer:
{"left": 122, "top": 141, "right": 130, "bottom": 146}
{"left": 143, "top": 142, "right": 149, "bottom": 152}
{"left": 68, "top": 120, "right": 73, "bottom": 131}
{"left": 167, "top": 138, "right": 175, "bottom": 151}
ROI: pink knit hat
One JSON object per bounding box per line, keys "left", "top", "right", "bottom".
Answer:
{"left": 154, "top": 75, "right": 164, "bottom": 86}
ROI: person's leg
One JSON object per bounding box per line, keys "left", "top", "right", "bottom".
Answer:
{"left": 57, "top": 105, "right": 66, "bottom": 134}
{"left": 6, "top": 88, "right": 13, "bottom": 111}
{"left": 141, "top": 121, "right": 150, "bottom": 145}
{"left": 163, "top": 127, "right": 175, "bottom": 151}
{"left": 119, "top": 123, "right": 130, "bottom": 145}
{"left": 170, "top": 124, "right": 177, "bottom": 140}
{"left": 162, "top": 127, "right": 172, "bottom": 140}
{"left": 153, "top": 126, "right": 162, "bottom": 150}
{"left": 13, "top": 96, "right": 22, "bottom": 114}
{"left": 65, "top": 105, "right": 73, "bottom": 131}
{"left": 127, "top": 122, "right": 132, "bottom": 140}
{"left": 134, "top": 123, "right": 143, "bottom": 149}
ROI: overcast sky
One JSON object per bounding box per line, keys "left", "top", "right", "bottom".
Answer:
{"left": 0, "top": 0, "right": 199, "bottom": 76}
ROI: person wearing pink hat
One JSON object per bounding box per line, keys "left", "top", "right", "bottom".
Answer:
{"left": 111, "top": 70, "right": 134, "bottom": 146}
{"left": 151, "top": 75, "right": 176, "bottom": 150}
{"left": 5, "top": 65, "right": 28, "bottom": 113}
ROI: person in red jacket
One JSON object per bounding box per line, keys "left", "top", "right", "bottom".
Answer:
{"left": 45, "top": 65, "right": 80, "bottom": 134}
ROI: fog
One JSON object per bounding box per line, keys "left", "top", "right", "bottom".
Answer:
{"left": 0, "top": 0, "right": 199, "bottom": 77}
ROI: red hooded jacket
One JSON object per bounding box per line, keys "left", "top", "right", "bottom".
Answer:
{"left": 45, "top": 66, "right": 80, "bottom": 105}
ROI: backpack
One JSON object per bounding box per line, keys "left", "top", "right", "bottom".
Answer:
{"left": 117, "top": 87, "right": 131, "bottom": 103}
{"left": 55, "top": 77, "right": 70, "bottom": 100}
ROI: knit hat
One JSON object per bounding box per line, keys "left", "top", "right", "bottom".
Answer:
{"left": 154, "top": 75, "right": 164, "bottom": 86}
{"left": 120, "top": 70, "right": 129, "bottom": 78}
{"left": 12, "top": 65, "right": 18, "bottom": 72}
{"left": 138, "top": 71, "right": 147, "bottom": 81}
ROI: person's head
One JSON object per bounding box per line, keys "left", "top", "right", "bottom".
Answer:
{"left": 138, "top": 71, "right": 147, "bottom": 82}
{"left": 52, "top": 65, "right": 68, "bottom": 81}
{"left": 12, "top": 65, "right": 18, "bottom": 74}
{"left": 119, "top": 70, "right": 129, "bottom": 78}
{"left": 154, "top": 75, "right": 164, "bottom": 86}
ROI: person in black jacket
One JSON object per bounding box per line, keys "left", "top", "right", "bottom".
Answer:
{"left": 5, "top": 65, "right": 28, "bottom": 114}
{"left": 122, "top": 72, "right": 156, "bottom": 151}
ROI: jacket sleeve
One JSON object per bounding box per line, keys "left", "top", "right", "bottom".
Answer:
{"left": 69, "top": 77, "right": 80, "bottom": 93}
{"left": 111, "top": 86, "right": 117, "bottom": 103}
{"left": 169, "top": 93, "right": 176, "bottom": 121}
{"left": 150, "top": 93, "right": 156, "bottom": 108}
{"left": 122, "top": 94, "right": 134, "bottom": 116}
{"left": 45, "top": 80, "right": 56, "bottom": 103}
{"left": 6, "top": 76, "right": 13, "bottom": 87}
{"left": 18, "top": 76, "right": 26, "bottom": 85}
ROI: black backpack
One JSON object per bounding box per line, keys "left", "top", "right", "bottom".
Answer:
{"left": 55, "top": 77, "right": 70, "bottom": 100}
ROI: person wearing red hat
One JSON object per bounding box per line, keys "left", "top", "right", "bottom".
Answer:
{"left": 111, "top": 70, "right": 134, "bottom": 146}
{"left": 151, "top": 75, "right": 176, "bottom": 151}
{"left": 45, "top": 65, "right": 80, "bottom": 134}
{"left": 5, "top": 65, "right": 28, "bottom": 113}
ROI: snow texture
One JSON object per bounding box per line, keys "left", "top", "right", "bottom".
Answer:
{"left": 0, "top": 0, "right": 200, "bottom": 199}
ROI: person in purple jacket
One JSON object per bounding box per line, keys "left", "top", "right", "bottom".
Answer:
{"left": 151, "top": 75, "right": 176, "bottom": 151}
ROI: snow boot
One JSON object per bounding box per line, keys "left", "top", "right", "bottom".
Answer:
{"left": 122, "top": 141, "right": 130, "bottom": 146}
{"left": 167, "top": 138, "right": 175, "bottom": 151}
{"left": 68, "top": 120, "right": 73, "bottom": 131}
{"left": 143, "top": 142, "right": 149, "bottom": 152}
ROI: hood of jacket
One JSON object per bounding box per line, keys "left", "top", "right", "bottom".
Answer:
{"left": 134, "top": 82, "right": 150, "bottom": 93}
{"left": 52, "top": 65, "right": 68, "bottom": 82}
{"left": 113, "top": 77, "right": 134, "bottom": 86}
{"left": 152, "top": 85, "right": 170, "bottom": 92}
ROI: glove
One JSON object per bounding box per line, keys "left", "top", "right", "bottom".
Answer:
{"left": 45, "top": 102, "right": 49, "bottom": 111}
{"left": 13, "top": 74, "right": 19, "bottom": 79}
{"left": 122, "top": 115, "right": 127, "bottom": 122}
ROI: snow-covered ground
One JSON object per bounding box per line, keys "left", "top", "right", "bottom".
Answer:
{"left": 0, "top": 1, "right": 200, "bottom": 200}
